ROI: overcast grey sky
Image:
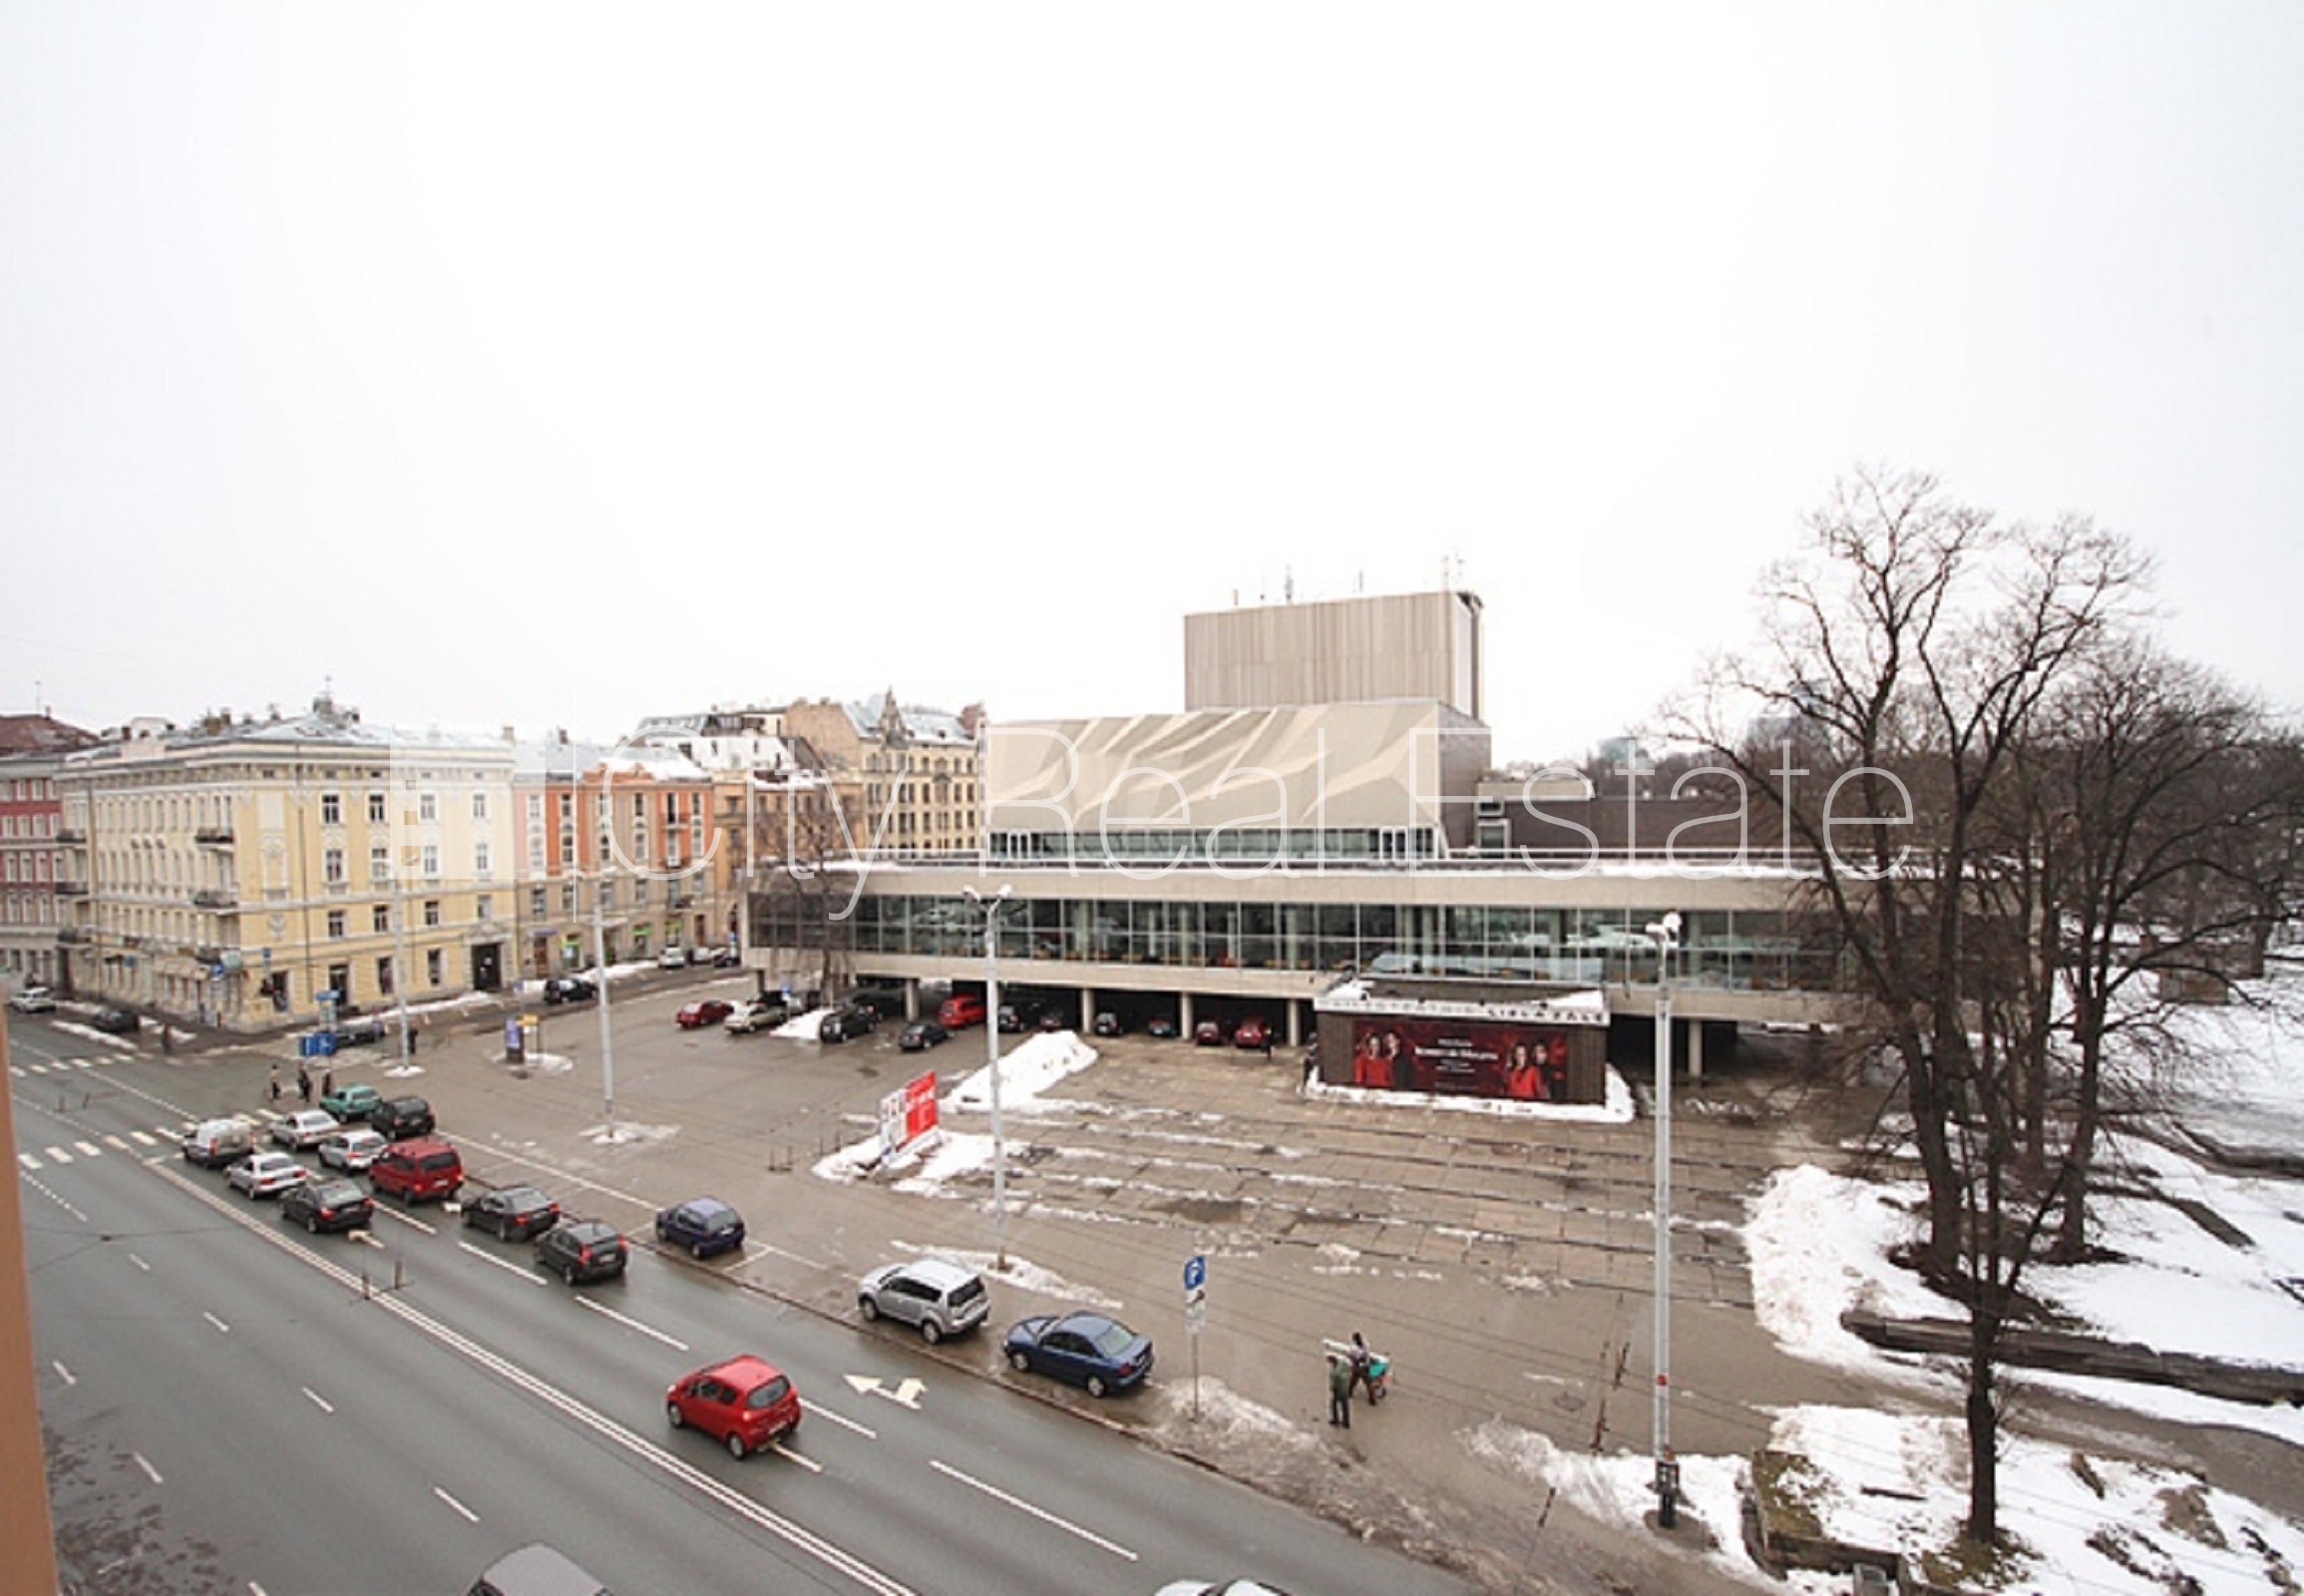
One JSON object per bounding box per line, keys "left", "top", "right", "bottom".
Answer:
{"left": 4, "top": 3, "right": 2299, "bottom": 762}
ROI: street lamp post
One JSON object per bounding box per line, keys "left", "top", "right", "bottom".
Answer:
{"left": 962, "top": 883, "right": 1011, "bottom": 1268}
{"left": 1646, "top": 910, "right": 1682, "bottom": 1530}
{"left": 592, "top": 872, "right": 616, "bottom": 1138}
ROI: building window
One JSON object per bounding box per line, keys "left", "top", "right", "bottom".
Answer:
{"left": 419, "top": 792, "right": 438, "bottom": 823}
{"left": 323, "top": 847, "right": 346, "bottom": 886}
{"left": 321, "top": 792, "right": 342, "bottom": 826}
{"left": 370, "top": 844, "right": 391, "bottom": 883}
{"left": 476, "top": 894, "right": 493, "bottom": 924}
{"left": 424, "top": 899, "right": 442, "bottom": 927}
{"left": 425, "top": 948, "right": 443, "bottom": 986}
{"left": 422, "top": 844, "right": 440, "bottom": 879}
{"left": 368, "top": 791, "right": 387, "bottom": 824}
{"left": 531, "top": 887, "right": 548, "bottom": 917}
{"left": 472, "top": 791, "right": 490, "bottom": 821}
{"left": 474, "top": 841, "right": 492, "bottom": 878}
{"left": 377, "top": 956, "right": 394, "bottom": 996}
{"left": 599, "top": 880, "right": 614, "bottom": 910}
{"left": 562, "top": 883, "right": 577, "bottom": 914}
{"left": 326, "top": 910, "right": 346, "bottom": 939}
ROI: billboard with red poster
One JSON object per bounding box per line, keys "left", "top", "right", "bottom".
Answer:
{"left": 1341, "top": 1016, "right": 1583, "bottom": 1103}
{"left": 879, "top": 1070, "right": 941, "bottom": 1156}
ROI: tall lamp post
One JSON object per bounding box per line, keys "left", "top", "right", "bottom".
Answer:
{"left": 592, "top": 871, "right": 616, "bottom": 1140}
{"left": 961, "top": 883, "right": 1011, "bottom": 1268}
{"left": 1645, "top": 910, "right": 1682, "bottom": 1530}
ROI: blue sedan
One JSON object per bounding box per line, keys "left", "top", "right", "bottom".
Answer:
{"left": 655, "top": 1197, "right": 746, "bottom": 1259}
{"left": 1003, "top": 1312, "right": 1153, "bottom": 1397}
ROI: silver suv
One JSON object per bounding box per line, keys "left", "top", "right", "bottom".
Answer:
{"left": 857, "top": 1258, "right": 990, "bottom": 1344}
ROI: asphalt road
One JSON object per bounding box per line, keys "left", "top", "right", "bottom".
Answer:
{"left": 12, "top": 1010, "right": 1475, "bottom": 1596}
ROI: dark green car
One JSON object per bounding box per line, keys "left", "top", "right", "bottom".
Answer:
{"left": 319, "top": 1082, "right": 384, "bottom": 1122}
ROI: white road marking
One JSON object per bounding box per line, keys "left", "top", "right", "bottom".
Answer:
{"left": 302, "top": 1386, "right": 334, "bottom": 1413}
{"left": 127, "top": 1252, "right": 150, "bottom": 1271}
{"left": 104, "top": 1134, "right": 130, "bottom": 1150}
{"left": 75, "top": 1139, "right": 104, "bottom": 1156}
{"left": 52, "top": 1361, "right": 74, "bottom": 1387}
{"left": 574, "top": 1297, "right": 689, "bottom": 1350}
{"left": 458, "top": 1241, "right": 547, "bottom": 1284}
{"left": 842, "top": 1374, "right": 923, "bottom": 1409}
{"left": 770, "top": 1440, "right": 823, "bottom": 1472}
{"left": 249, "top": 1583, "right": 269, "bottom": 1595}
{"left": 73, "top": 1057, "right": 97, "bottom": 1069}
{"left": 43, "top": 1145, "right": 71, "bottom": 1163}
{"left": 129, "top": 1130, "right": 158, "bottom": 1146}
{"left": 202, "top": 1311, "right": 230, "bottom": 1335}
{"left": 16, "top": 1153, "right": 38, "bottom": 1171}
{"left": 432, "top": 1485, "right": 480, "bottom": 1523}
{"left": 929, "top": 1459, "right": 1138, "bottom": 1560}
{"left": 371, "top": 1206, "right": 437, "bottom": 1235}
{"left": 133, "top": 1451, "right": 164, "bottom": 1485}
{"left": 803, "top": 1397, "right": 879, "bottom": 1438}
{"left": 5, "top": 1064, "right": 20, "bottom": 1078}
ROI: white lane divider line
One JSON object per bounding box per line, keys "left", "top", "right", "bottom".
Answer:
{"left": 802, "top": 1398, "right": 878, "bottom": 1439}
{"left": 432, "top": 1485, "right": 480, "bottom": 1523}
{"left": 202, "top": 1311, "right": 230, "bottom": 1335}
{"left": 573, "top": 1296, "right": 689, "bottom": 1351}
{"left": 457, "top": 1241, "right": 547, "bottom": 1285}
{"left": 371, "top": 1206, "right": 437, "bottom": 1235}
{"left": 133, "top": 1451, "right": 164, "bottom": 1485}
{"left": 929, "top": 1459, "right": 1138, "bottom": 1561}
{"left": 52, "top": 1361, "right": 75, "bottom": 1387}
{"left": 770, "top": 1440, "right": 824, "bottom": 1472}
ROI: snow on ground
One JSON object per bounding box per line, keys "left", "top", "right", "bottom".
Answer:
{"left": 881, "top": 1241, "right": 1126, "bottom": 1313}
{"left": 1307, "top": 1061, "right": 1637, "bottom": 1123}
{"left": 946, "top": 1030, "right": 1099, "bottom": 1112}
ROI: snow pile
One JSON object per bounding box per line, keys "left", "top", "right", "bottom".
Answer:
{"left": 946, "top": 1030, "right": 1098, "bottom": 1113}
{"left": 1742, "top": 1165, "right": 1956, "bottom": 1379}
{"left": 774, "top": 1007, "right": 833, "bottom": 1040}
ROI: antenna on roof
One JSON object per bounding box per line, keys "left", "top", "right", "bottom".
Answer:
{"left": 1284, "top": 567, "right": 1294, "bottom": 603}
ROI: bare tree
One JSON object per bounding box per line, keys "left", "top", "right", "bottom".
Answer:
{"left": 1675, "top": 465, "right": 2144, "bottom": 1544}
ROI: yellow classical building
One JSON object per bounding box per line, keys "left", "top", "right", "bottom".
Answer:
{"left": 56, "top": 697, "right": 518, "bottom": 1031}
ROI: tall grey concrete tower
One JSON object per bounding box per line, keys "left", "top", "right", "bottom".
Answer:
{"left": 1183, "top": 588, "right": 1483, "bottom": 721}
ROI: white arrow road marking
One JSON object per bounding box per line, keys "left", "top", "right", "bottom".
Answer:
{"left": 929, "top": 1459, "right": 1136, "bottom": 1560}
{"left": 574, "top": 1297, "right": 688, "bottom": 1351}
{"left": 841, "top": 1375, "right": 922, "bottom": 1410}
{"left": 432, "top": 1485, "right": 479, "bottom": 1523}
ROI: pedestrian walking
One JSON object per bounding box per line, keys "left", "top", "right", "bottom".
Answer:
{"left": 321, "top": 1068, "right": 334, "bottom": 1098}
{"left": 1327, "top": 1352, "right": 1352, "bottom": 1428}
{"left": 296, "top": 1064, "right": 312, "bottom": 1104}
{"left": 1348, "top": 1331, "right": 1376, "bottom": 1402}
{"left": 267, "top": 1063, "right": 281, "bottom": 1103}
{"left": 161, "top": 1026, "right": 173, "bottom": 1055}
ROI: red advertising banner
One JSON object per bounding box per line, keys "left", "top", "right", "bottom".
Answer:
{"left": 901, "top": 1070, "right": 939, "bottom": 1143}
{"left": 1345, "top": 1016, "right": 1579, "bottom": 1102}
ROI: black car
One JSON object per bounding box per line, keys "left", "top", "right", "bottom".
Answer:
{"left": 332, "top": 1015, "right": 387, "bottom": 1046}
{"left": 1092, "top": 1011, "right": 1125, "bottom": 1036}
{"left": 819, "top": 1003, "right": 877, "bottom": 1044}
{"left": 280, "top": 1177, "right": 374, "bottom": 1235}
{"left": 370, "top": 1095, "right": 436, "bottom": 1141}
{"left": 87, "top": 1005, "right": 140, "bottom": 1034}
{"left": 997, "top": 1003, "right": 1033, "bottom": 1033}
{"left": 463, "top": 1185, "right": 562, "bottom": 1242}
{"left": 898, "top": 1019, "right": 949, "bottom": 1052}
{"left": 542, "top": 976, "right": 597, "bottom": 1004}
{"left": 537, "top": 1219, "right": 627, "bottom": 1284}
{"left": 655, "top": 1197, "right": 745, "bottom": 1259}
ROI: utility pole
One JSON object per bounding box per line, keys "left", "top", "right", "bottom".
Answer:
{"left": 962, "top": 883, "right": 1011, "bottom": 1268}
{"left": 1646, "top": 911, "right": 1682, "bottom": 1530}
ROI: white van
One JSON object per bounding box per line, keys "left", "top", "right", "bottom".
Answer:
{"left": 181, "top": 1117, "right": 255, "bottom": 1169}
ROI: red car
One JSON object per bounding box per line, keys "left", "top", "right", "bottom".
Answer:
{"left": 676, "top": 999, "right": 734, "bottom": 1029}
{"left": 1233, "top": 1016, "right": 1273, "bottom": 1051}
{"left": 1194, "top": 1018, "right": 1229, "bottom": 1046}
{"left": 665, "top": 1355, "right": 802, "bottom": 1459}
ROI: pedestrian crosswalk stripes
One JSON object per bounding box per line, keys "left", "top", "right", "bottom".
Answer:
{"left": 15, "top": 1153, "right": 37, "bottom": 1171}
{"left": 43, "top": 1146, "right": 72, "bottom": 1164}
{"left": 129, "top": 1130, "right": 158, "bottom": 1146}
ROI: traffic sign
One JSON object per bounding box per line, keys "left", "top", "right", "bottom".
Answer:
{"left": 1183, "top": 1253, "right": 1206, "bottom": 1294}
